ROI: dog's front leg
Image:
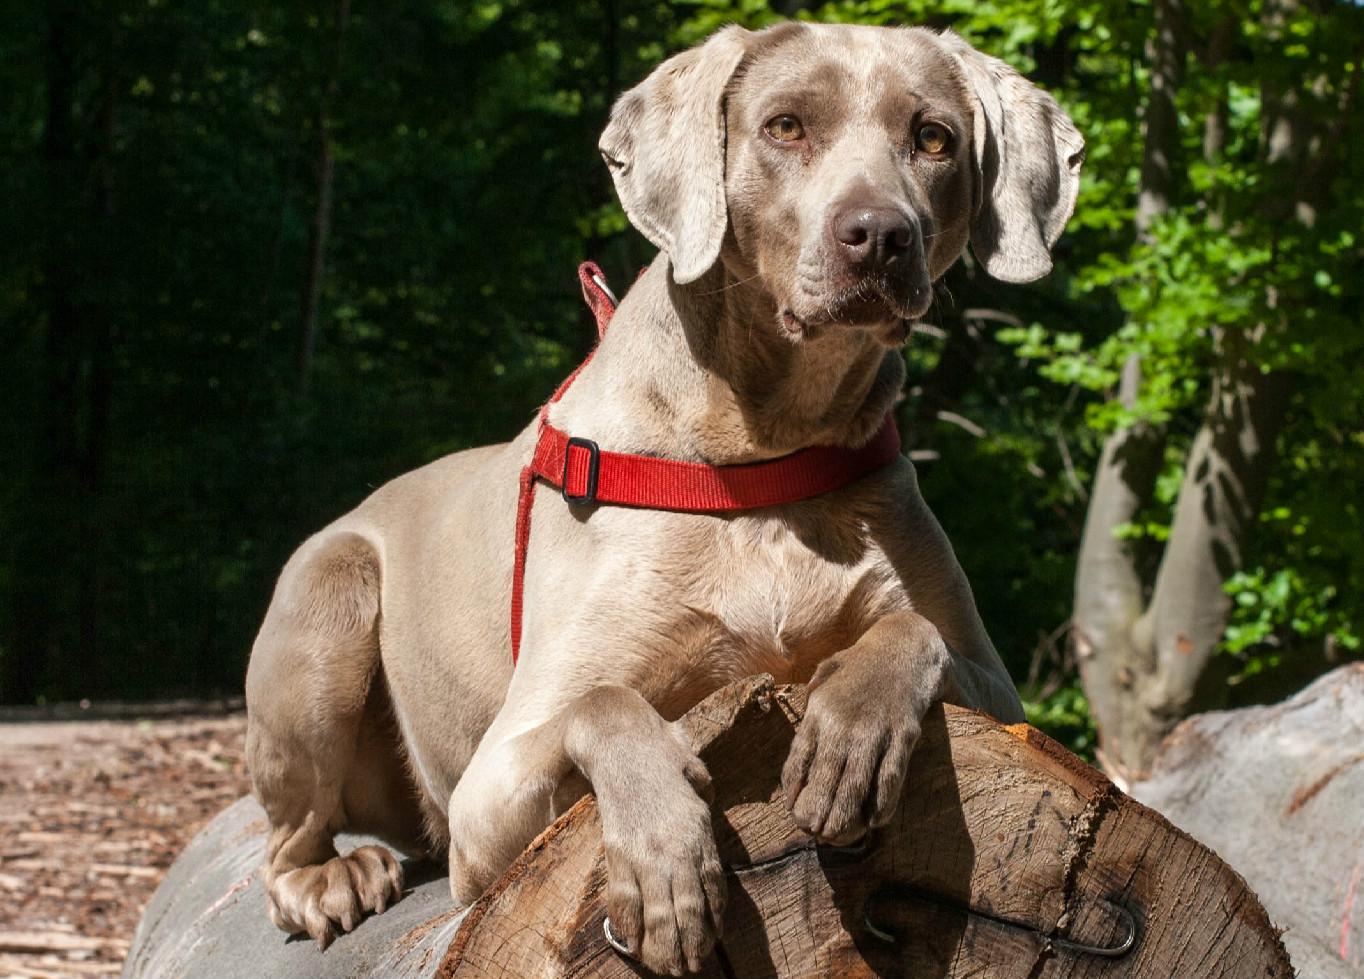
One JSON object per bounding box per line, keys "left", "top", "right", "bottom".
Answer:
{"left": 781, "top": 611, "right": 979, "bottom": 846}
{"left": 447, "top": 685, "right": 725, "bottom": 975}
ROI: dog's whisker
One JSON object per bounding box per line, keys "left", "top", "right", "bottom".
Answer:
{"left": 701, "top": 270, "right": 765, "bottom": 296}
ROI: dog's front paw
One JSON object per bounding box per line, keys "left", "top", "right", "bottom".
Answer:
{"left": 267, "top": 845, "right": 404, "bottom": 949}
{"left": 781, "top": 645, "right": 941, "bottom": 845}
{"left": 598, "top": 752, "right": 726, "bottom": 976}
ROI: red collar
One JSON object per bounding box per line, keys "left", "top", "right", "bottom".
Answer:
{"left": 509, "top": 262, "right": 903, "bottom": 663}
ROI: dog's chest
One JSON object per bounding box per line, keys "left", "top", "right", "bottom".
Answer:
{"left": 647, "top": 508, "right": 906, "bottom": 689}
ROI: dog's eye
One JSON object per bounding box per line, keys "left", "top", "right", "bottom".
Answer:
{"left": 914, "top": 123, "right": 951, "bottom": 155}
{"left": 764, "top": 115, "right": 805, "bottom": 142}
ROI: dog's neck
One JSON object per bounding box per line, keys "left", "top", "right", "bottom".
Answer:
{"left": 545, "top": 261, "right": 905, "bottom": 464}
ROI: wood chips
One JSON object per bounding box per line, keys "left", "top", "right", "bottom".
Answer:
{"left": 0, "top": 713, "right": 249, "bottom": 979}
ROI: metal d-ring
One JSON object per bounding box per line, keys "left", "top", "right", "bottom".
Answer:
{"left": 590, "top": 272, "right": 619, "bottom": 306}
{"left": 603, "top": 916, "right": 636, "bottom": 959}
{"left": 862, "top": 884, "right": 1138, "bottom": 961}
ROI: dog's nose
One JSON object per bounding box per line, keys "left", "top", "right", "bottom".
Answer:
{"left": 831, "top": 206, "right": 914, "bottom": 271}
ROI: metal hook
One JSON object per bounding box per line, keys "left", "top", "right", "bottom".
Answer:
{"left": 863, "top": 884, "right": 1138, "bottom": 961}
{"left": 1051, "top": 900, "right": 1137, "bottom": 958}
{"left": 603, "top": 916, "right": 635, "bottom": 959}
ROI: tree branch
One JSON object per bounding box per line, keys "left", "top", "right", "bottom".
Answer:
{"left": 1136, "top": 344, "right": 1291, "bottom": 733}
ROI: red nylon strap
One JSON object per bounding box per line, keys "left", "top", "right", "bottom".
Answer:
{"left": 533, "top": 416, "right": 901, "bottom": 512}
{"left": 509, "top": 262, "right": 902, "bottom": 663}
{"left": 510, "top": 262, "right": 616, "bottom": 660}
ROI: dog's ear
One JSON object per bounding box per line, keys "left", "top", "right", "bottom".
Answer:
{"left": 599, "top": 26, "right": 749, "bottom": 284}
{"left": 938, "top": 31, "right": 1085, "bottom": 284}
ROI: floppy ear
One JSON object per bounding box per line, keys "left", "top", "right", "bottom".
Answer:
{"left": 938, "top": 31, "right": 1086, "bottom": 284}
{"left": 599, "top": 26, "right": 749, "bottom": 284}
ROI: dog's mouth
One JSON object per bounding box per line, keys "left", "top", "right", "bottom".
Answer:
{"left": 781, "top": 276, "right": 932, "bottom": 339}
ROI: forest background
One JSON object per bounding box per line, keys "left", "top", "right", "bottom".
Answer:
{"left": 3, "top": 0, "right": 1360, "bottom": 782}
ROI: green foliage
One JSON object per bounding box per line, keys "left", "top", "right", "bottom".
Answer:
{"left": 1, "top": 0, "right": 1360, "bottom": 744}
{"left": 0, "top": 0, "right": 681, "bottom": 700}
{"left": 1022, "top": 686, "right": 1096, "bottom": 759}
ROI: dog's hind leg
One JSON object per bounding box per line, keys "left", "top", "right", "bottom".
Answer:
{"left": 245, "top": 529, "right": 408, "bottom": 948}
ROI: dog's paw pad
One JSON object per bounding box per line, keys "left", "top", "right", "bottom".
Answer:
{"left": 268, "top": 846, "right": 404, "bottom": 945}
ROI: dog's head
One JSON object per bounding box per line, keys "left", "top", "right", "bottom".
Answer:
{"left": 600, "top": 23, "right": 1084, "bottom": 339}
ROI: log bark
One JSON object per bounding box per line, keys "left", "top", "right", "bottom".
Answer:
{"left": 1134, "top": 663, "right": 1364, "bottom": 979}
{"left": 125, "top": 676, "right": 1290, "bottom": 978}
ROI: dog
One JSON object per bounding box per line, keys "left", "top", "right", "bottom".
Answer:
{"left": 245, "top": 21, "right": 1083, "bottom": 976}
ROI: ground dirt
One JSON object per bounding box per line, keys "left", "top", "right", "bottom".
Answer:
{"left": 0, "top": 712, "right": 249, "bottom": 979}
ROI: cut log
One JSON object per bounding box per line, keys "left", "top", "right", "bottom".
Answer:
{"left": 1133, "top": 663, "right": 1364, "bottom": 979}
{"left": 123, "top": 676, "right": 1292, "bottom": 978}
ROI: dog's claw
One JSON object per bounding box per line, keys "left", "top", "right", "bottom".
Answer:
{"left": 313, "top": 930, "right": 332, "bottom": 952}
{"left": 268, "top": 845, "right": 404, "bottom": 948}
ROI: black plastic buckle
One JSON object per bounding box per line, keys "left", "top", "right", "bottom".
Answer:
{"left": 562, "top": 437, "right": 601, "bottom": 505}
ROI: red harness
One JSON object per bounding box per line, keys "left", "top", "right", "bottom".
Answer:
{"left": 509, "top": 262, "right": 904, "bottom": 663}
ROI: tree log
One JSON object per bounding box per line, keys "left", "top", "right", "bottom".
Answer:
{"left": 1134, "top": 663, "right": 1364, "bottom": 979}
{"left": 124, "top": 676, "right": 1291, "bottom": 978}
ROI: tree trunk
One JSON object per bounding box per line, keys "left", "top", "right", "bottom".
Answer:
{"left": 1087, "top": 348, "right": 1292, "bottom": 780}
{"left": 1200, "top": 15, "right": 1236, "bottom": 228}
{"left": 1133, "top": 346, "right": 1290, "bottom": 727}
{"left": 1072, "top": 358, "right": 1165, "bottom": 784}
{"left": 124, "top": 677, "right": 1292, "bottom": 978}
{"left": 1071, "top": 0, "right": 1330, "bottom": 783}
{"left": 6, "top": 0, "right": 105, "bottom": 702}
{"left": 73, "top": 65, "right": 119, "bottom": 691}
{"left": 296, "top": 0, "right": 350, "bottom": 390}
{"left": 1070, "top": 0, "right": 1184, "bottom": 772}
{"left": 1135, "top": 0, "right": 1183, "bottom": 237}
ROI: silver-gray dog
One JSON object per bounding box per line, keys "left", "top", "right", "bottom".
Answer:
{"left": 245, "top": 21, "right": 1083, "bottom": 976}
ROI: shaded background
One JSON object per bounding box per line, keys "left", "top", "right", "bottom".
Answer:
{"left": 2, "top": 0, "right": 1361, "bottom": 767}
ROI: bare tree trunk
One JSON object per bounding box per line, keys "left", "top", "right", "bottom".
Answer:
{"left": 1072, "top": 358, "right": 1165, "bottom": 782}
{"left": 1125, "top": 0, "right": 1306, "bottom": 757}
{"left": 296, "top": 0, "right": 350, "bottom": 390}
{"left": 5, "top": 0, "right": 81, "bottom": 703}
{"left": 1086, "top": 346, "right": 1292, "bottom": 780}
{"left": 1200, "top": 15, "right": 1236, "bottom": 228}
{"left": 5, "top": 2, "right": 120, "bottom": 702}
{"left": 1070, "top": 0, "right": 1183, "bottom": 783}
{"left": 74, "top": 63, "right": 120, "bottom": 690}
{"left": 1135, "top": 0, "right": 1183, "bottom": 237}
{"left": 1135, "top": 346, "right": 1291, "bottom": 735}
